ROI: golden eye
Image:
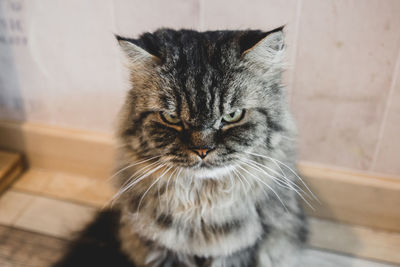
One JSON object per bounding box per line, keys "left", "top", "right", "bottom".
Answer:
{"left": 160, "top": 111, "right": 181, "bottom": 125}
{"left": 222, "top": 109, "right": 245, "bottom": 123}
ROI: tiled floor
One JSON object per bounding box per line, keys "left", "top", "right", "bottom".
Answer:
{"left": 0, "top": 169, "right": 398, "bottom": 266}
{"left": 13, "top": 169, "right": 115, "bottom": 207}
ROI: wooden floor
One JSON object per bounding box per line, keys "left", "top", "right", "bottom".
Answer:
{"left": 0, "top": 225, "right": 67, "bottom": 267}
{"left": 0, "top": 168, "right": 398, "bottom": 266}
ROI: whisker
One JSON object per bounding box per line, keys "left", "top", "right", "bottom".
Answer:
{"left": 239, "top": 158, "right": 292, "bottom": 189}
{"left": 167, "top": 167, "right": 183, "bottom": 211}
{"left": 236, "top": 165, "right": 288, "bottom": 211}
{"left": 112, "top": 161, "right": 165, "bottom": 203}
{"left": 137, "top": 164, "right": 171, "bottom": 214}
{"left": 233, "top": 166, "right": 252, "bottom": 189}
{"left": 233, "top": 167, "right": 269, "bottom": 200}
{"left": 239, "top": 157, "right": 312, "bottom": 199}
{"left": 222, "top": 166, "right": 235, "bottom": 193}
{"left": 239, "top": 156, "right": 308, "bottom": 197}
{"left": 266, "top": 158, "right": 315, "bottom": 204}
{"left": 119, "top": 160, "right": 162, "bottom": 191}
{"left": 231, "top": 167, "right": 248, "bottom": 193}
{"left": 157, "top": 165, "right": 174, "bottom": 208}
{"left": 108, "top": 155, "right": 162, "bottom": 181}
{"left": 246, "top": 151, "right": 319, "bottom": 202}
{"left": 121, "top": 162, "right": 165, "bottom": 193}
{"left": 238, "top": 159, "right": 314, "bottom": 210}
{"left": 165, "top": 167, "right": 179, "bottom": 211}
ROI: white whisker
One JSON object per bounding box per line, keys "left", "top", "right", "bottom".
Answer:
{"left": 231, "top": 167, "right": 248, "bottom": 193}
{"left": 246, "top": 151, "right": 319, "bottom": 202}
{"left": 233, "top": 167, "right": 269, "bottom": 200}
{"left": 119, "top": 160, "right": 162, "bottom": 190}
{"left": 108, "top": 155, "right": 162, "bottom": 181}
{"left": 222, "top": 166, "right": 235, "bottom": 193}
{"left": 167, "top": 167, "right": 183, "bottom": 211}
{"left": 239, "top": 158, "right": 292, "bottom": 190}
{"left": 238, "top": 158, "right": 314, "bottom": 210}
{"left": 157, "top": 165, "right": 174, "bottom": 208}
{"left": 137, "top": 164, "right": 171, "bottom": 214}
{"left": 239, "top": 157, "right": 312, "bottom": 199}
{"left": 236, "top": 165, "right": 288, "bottom": 211}
{"left": 165, "top": 167, "right": 179, "bottom": 211}
{"left": 112, "top": 161, "right": 165, "bottom": 203}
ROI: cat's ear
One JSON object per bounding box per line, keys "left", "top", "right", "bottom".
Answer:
{"left": 241, "top": 27, "right": 285, "bottom": 65}
{"left": 115, "top": 35, "right": 160, "bottom": 64}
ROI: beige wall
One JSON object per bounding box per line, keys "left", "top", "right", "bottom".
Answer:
{"left": 0, "top": 0, "right": 399, "bottom": 176}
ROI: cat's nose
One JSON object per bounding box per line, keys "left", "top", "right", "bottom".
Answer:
{"left": 191, "top": 147, "right": 214, "bottom": 159}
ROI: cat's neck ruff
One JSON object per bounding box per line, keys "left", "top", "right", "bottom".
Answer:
{"left": 181, "top": 165, "right": 236, "bottom": 180}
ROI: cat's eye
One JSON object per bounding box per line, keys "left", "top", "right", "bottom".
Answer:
{"left": 160, "top": 111, "right": 181, "bottom": 125}
{"left": 222, "top": 109, "right": 245, "bottom": 123}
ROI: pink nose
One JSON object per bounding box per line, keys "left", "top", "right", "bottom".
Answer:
{"left": 192, "top": 147, "right": 213, "bottom": 159}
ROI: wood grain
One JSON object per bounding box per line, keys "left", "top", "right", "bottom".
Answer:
{"left": 0, "top": 150, "right": 23, "bottom": 195}
{"left": 0, "top": 224, "right": 67, "bottom": 267}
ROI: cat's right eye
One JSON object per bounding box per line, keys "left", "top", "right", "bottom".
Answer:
{"left": 222, "top": 109, "right": 245, "bottom": 124}
{"left": 159, "top": 111, "right": 181, "bottom": 125}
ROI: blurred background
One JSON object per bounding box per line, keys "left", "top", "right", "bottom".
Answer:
{"left": 1, "top": 0, "right": 400, "bottom": 176}
{"left": 0, "top": 0, "right": 399, "bottom": 266}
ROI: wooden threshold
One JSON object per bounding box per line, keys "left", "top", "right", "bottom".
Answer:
{"left": 0, "top": 150, "right": 23, "bottom": 195}
{"left": 0, "top": 120, "right": 399, "bottom": 233}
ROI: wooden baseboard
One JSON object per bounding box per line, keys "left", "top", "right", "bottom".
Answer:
{"left": 299, "top": 164, "right": 400, "bottom": 232}
{"left": 0, "top": 120, "right": 114, "bottom": 179}
{"left": 0, "top": 120, "right": 399, "bottom": 232}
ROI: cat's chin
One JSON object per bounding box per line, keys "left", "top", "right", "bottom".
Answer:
{"left": 182, "top": 164, "right": 235, "bottom": 180}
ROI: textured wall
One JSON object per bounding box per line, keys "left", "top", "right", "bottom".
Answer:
{"left": 0, "top": 0, "right": 399, "bottom": 176}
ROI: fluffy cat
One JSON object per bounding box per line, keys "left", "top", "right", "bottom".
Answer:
{"left": 55, "top": 27, "right": 309, "bottom": 267}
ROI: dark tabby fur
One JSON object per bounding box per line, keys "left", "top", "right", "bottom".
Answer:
{"left": 55, "top": 27, "right": 309, "bottom": 267}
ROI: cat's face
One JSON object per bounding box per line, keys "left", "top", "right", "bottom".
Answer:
{"left": 117, "top": 28, "right": 290, "bottom": 179}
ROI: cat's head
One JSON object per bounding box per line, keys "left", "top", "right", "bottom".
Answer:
{"left": 116, "top": 27, "right": 295, "bottom": 179}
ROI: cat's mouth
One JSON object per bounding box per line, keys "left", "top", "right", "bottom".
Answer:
{"left": 198, "top": 161, "right": 212, "bottom": 168}
{"left": 184, "top": 160, "right": 219, "bottom": 169}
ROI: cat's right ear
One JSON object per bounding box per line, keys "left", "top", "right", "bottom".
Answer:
{"left": 240, "top": 27, "right": 285, "bottom": 66}
{"left": 115, "top": 35, "right": 160, "bottom": 64}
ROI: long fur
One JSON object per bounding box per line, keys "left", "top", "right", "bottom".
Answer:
{"left": 55, "top": 27, "right": 308, "bottom": 267}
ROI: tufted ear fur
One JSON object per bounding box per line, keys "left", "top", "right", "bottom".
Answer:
{"left": 115, "top": 35, "right": 160, "bottom": 64}
{"left": 241, "top": 27, "right": 285, "bottom": 66}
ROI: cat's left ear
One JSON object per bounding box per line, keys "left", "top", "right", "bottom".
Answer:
{"left": 241, "top": 27, "right": 285, "bottom": 65}
{"left": 115, "top": 35, "right": 160, "bottom": 64}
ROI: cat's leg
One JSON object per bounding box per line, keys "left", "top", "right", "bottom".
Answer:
{"left": 208, "top": 236, "right": 303, "bottom": 267}
{"left": 119, "top": 220, "right": 195, "bottom": 267}
{"left": 208, "top": 242, "right": 258, "bottom": 267}
{"left": 256, "top": 232, "right": 305, "bottom": 267}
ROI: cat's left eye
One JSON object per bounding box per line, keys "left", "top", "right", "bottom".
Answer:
{"left": 222, "top": 109, "right": 245, "bottom": 123}
{"left": 160, "top": 111, "right": 181, "bottom": 125}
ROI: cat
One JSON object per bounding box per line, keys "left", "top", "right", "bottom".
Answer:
{"left": 54, "top": 26, "right": 310, "bottom": 267}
